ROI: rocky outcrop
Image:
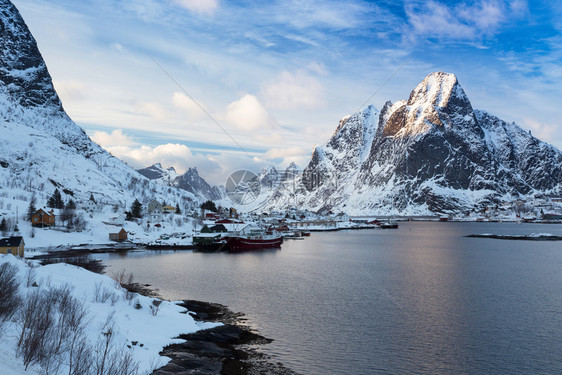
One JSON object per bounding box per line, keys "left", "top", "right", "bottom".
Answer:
{"left": 262, "top": 72, "right": 562, "bottom": 215}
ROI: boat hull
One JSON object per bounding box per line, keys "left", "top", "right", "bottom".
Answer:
{"left": 226, "top": 236, "right": 283, "bottom": 252}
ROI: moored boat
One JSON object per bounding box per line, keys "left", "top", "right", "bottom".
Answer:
{"left": 225, "top": 234, "right": 283, "bottom": 252}
{"left": 379, "top": 221, "right": 399, "bottom": 229}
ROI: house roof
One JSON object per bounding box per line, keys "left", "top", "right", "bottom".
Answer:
{"left": 209, "top": 224, "right": 228, "bottom": 232}
{"left": 35, "top": 208, "right": 55, "bottom": 216}
{"left": 0, "top": 236, "right": 24, "bottom": 247}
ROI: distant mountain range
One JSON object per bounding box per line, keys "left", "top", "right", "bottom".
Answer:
{"left": 257, "top": 72, "right": 562, "bottom": 215}
{"left": 2, "top": 0, "right": 560, "bottom": 216}
{"left": 136, "top": 163, "right": 223, "bottom": 201}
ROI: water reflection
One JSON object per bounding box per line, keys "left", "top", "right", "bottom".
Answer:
{"left": 98, "top": 222, "right": 562, "bottom": 375}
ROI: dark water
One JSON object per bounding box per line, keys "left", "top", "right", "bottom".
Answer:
{"left": 99, "top": 222, "right": 562, "bottom": 374}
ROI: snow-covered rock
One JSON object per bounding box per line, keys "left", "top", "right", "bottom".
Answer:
{"left": 137, "top": 164, "right": 224, "bottom": 202}
{"left": 260, "top": 72, "right": 562, "bottom": 215}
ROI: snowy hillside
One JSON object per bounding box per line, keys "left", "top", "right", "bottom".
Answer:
{"left": 0, "top": 0, "right": 201, "bottom": 227}
{"left": 259, "top": 72, "right": 562, "bottom": 215}
{"left": 0, "top": 254, "right": 218, "bottom": 375}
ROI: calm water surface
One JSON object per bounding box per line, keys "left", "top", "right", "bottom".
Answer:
{"left": 99, "top": 222, "right": 562, "bottom": 374}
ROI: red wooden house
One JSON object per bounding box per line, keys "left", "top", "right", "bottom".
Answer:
{"left": 31, "top": 209, "right": 55, "bottom": 227}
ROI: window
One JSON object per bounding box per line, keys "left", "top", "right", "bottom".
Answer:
{"left": 33, "top": 217, "right": 38, "bottom": 222}
{"left": 7, "top": 249, "right": 11, "bottom": 254}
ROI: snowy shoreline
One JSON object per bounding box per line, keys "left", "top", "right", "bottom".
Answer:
{"left": 0, "top": 253, "right": 221, "bottom": 375}
{"left": 1, "top": 250, "right": 299, "bottom": 374}
{"left": 466, "top": 233, "right": 562, "bottom": 241}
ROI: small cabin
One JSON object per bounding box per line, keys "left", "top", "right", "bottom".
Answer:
{"left": 109, "top": 228, "right": 128, "bottom": 242}
{"left": 0, "top": 236, "right": 25, "bottom": 257}
{"left": 163, "top": 205, "right": 176, "bottom": 214}
{"left": 31, "top": 209, "right": 55, "bottom": 227}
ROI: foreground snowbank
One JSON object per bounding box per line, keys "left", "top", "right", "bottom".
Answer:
{"left": 0, "top": 254, "right": 220, "bottom": 374}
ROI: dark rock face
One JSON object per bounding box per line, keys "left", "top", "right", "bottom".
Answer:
{"left": 267, "top": 72, "right": 562, "bottom": 214}
{"left": 0, "top": 0, "right": 63, "bottom": 110}
{"left": 137, "top": 163, "right": 223, "bottom": 201}
{"left": 0, "top": 0, "right": 93, "bottom": 153}
{"left": 173, "top": 167, "right": 222, "bottom": 201}
{"left": 137, "top": 163, "right": 167, "bottom": 180}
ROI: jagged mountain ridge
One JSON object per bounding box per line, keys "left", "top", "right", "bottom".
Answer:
{"left": 0, "top": 0, "right": 199, "bottom": 210}
{"left": 137, "top": 163, "right": 223, "bottom": 201}
{"left": 261, "top": 72, "right": 562, "bottom": 215}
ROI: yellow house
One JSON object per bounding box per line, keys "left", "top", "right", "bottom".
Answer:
{"left": 162, "top": 205, "right": 176, "bottom": 214}
{"left": 0, "top": 236, "right": 25, "bottom": 257}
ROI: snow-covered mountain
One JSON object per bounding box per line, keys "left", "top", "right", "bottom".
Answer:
{"left": 136, "top": 163, "right": 179, "bottom": 186}
{"left": 137, "top": 163, "right": 224, "bottom": 201}
{"left": 0, "top": 0, "right": 198, "bottom": 211}
{"left": 261, "top": 72, "right": 562, "bottom": 215}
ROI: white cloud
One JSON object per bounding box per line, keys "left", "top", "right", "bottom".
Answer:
{"left": 91, "top": 129, "right": 137, "bottom": 147}
{"left": 522, "top": 118, "right": 559, "bottom": 144}
{"left": 264, "top": 146, "right": 310, "bottom": 170}
{"left": 173, "top": 0, "right": 218, "bottom": 15}
{"left": 265, "top": 146, "right": 307, "bottom": 159}
{"left": 171, "top": 92, "right": 205, "bottom": 119}
{"left": 53, "top": 80, "right": 86, "bottom": 101}
{"left": 406, "top": 1, "right": 476, "bottom": 39}
{"left": 135, "top": 101, "right": 168, "bottom": 121}
{"left": 224, "top": 94, "right": 277, "bottom": 131}
{"left": 262, "top": 70, "right": 325, "bottom": 110}
{"left": 253, "top": 132, "right": 284, "bottom": 145}
{"left": 405, "top": 1, "right": 524, "bottom": 41}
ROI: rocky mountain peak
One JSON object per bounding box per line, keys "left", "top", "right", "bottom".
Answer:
{"left": 407, "top": 72, "right": 463, "bottom": 107}
{"left": 0, "top": 0, "right": 94, "bottom": 153}
{"left": 0, "top": 0, "right": 63, "bottom": 111}
{"left": 262, "top": 71, "right": 562, "bottom": 215}
{"left": 382, "top": 72, "right": 475, "bottom": 138}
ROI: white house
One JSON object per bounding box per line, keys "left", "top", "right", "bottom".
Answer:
{"left": 83, "top": 199, "right": 98, "bottom": 212}
{"left": 147, "top": 200, "right": 163, "bottom": 222}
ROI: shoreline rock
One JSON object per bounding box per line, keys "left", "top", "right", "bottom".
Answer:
{"left": 154, "top": 300, "right": 298, "bottom": 375}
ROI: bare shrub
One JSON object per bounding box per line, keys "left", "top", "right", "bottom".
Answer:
{"left": 111, "top": 269, "right": 137, "bottom": 302}
{"left": 0, "top": 262, "right": 21, "bottom": 321}
{"left": 111, "top": 269, "right": 133, "bottom": 289}
{"left": 16, "top": 289, "right": 56, "bottom": 370}
{"left": 93, "top": 320, "right": 139, "bottom": 375}
{"left": 93, "top": 282, "right": 118, "bottom": 304}
{"left": 68, "top": 336, "right": 93, "bottom": 375}
{"left": 25, "top": 267, "right": 36, "bottom": 287}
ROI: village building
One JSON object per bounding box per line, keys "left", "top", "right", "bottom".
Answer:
{"left": 163, "top": 205, "right": 176, "bottom": 214}
{"left": 109, "top": 228, "right": 128, "bottom": 242}
{"left": 0, "top": 236, "right": 25, "bottom": 257}
{"left": 147, "top": 200, "right": 163, "bottom": 222}
{"left": 148, "top": 200, "right": 163, "bottom": 214}
{"left": 200, "top": 224, "right": 228, "bottom": 233}
{"left": 83, "top": 199, "right": 98, "bottom": 212}
{"left": 31, "top": 208, "right": 55, "bottom": 227}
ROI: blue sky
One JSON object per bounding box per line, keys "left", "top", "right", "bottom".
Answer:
{"left": 13, "top": 0, "right": 562, "bottom": 184}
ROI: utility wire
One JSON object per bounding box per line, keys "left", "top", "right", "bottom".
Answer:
{"left": 353, "top": 57, "right": 411, "bottom": 116}
{"left": 151, "top": 57, "right": 254, "bottom": 160}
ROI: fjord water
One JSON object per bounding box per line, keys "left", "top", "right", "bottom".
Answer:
{"left": 100, "top": 222, "right": 562, "bottom": 374}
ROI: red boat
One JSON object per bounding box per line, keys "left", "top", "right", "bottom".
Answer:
{"left": 225, "top": 234, "right": 283, "bottom": 252}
